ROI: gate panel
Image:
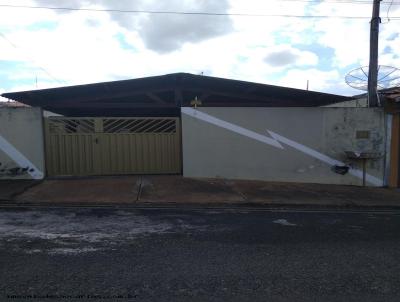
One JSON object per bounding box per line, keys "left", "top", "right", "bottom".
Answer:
{"left": 98, "top": 118, "right": 181, "bottom": 175}
{"left": 45, "top": 118, "right": 97, "bottom": 176}
{"left": 45, "top": 117, "right": 181, "bottom": 176}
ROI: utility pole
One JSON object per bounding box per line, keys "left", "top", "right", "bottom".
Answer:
{"left": 367, "top": 0, "right": 381, "bottom": 107}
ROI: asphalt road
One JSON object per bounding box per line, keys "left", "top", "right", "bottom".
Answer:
{"left": 0, "top": 206, "right": 400, "bottom": 302}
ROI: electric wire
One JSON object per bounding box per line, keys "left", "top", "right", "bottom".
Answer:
{"left": 0, "top": 3, "right": 400, "bottom": 20}
{"left": 0, "top": 0, "right": 398, "bottom": 87}
{"left": 386, "top": 0, "right": 395, "bottom": 22}
{"left": 0, "top": 32, "right": 65, "bottom": 84}
{"left": 278, "top": 0, "right": 399, "bottom": 3}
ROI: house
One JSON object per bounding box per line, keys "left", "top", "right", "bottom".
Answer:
{"left": 1, "top": 73, "right": 397, "bottom": 187}
{"left": 0, "top": 101, "right": 28, "bottom": 108}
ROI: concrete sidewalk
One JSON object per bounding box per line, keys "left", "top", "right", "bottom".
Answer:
{"left": 1, "top": 176, "right": 399, "bottom": 208}
{"left": 0, "top": 180, "right": 39, "bottom": 201}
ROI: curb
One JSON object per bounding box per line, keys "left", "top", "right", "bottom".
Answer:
{"left": 1, "top": 201, "right": 400, "bottom": 212}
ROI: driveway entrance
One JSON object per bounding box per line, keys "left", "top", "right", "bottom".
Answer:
{"left": 44, "top": 117, "right": 181, "bottom": 176}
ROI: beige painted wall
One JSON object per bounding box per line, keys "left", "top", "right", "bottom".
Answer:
{"left": 0, "top": 107, "right": 45, "bottom": 179}
{"left": 182, "top": 107, "right": 386, "bottom": 186}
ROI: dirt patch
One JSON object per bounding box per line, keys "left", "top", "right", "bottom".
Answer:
{"left": 231, "top": 180, "right": 400, "bottom": 206}
{"left": 0, "top": 180, "right": 39, "bottom": 201}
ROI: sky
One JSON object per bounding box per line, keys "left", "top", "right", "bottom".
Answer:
{"left": 0, "top": 0, "right": 400, "bottom": 102}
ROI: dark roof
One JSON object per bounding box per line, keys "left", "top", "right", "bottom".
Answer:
{"left": 1, "top": 73, "right": 352, "bottom": 117}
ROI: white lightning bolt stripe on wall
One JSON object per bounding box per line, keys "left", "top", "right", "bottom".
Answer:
{"left": 0, "top": 134, "right": 44, "bottom": 179}
{"left": 182, "top": 107, "right": 284, "bottom": 149}
{"left": 182, "top": 107, "right": 383, "bottom": 186}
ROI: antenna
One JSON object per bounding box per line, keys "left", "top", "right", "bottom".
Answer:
{"left": 345, "top": 65, "right": 400, "bottom": 91}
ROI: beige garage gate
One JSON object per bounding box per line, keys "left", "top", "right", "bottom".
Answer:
{"left": 44, "top": 117, "right": 181, "bottom": 176}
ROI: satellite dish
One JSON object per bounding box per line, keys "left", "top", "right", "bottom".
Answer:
{"left": 345, "top": 65, "right": 400, "bottom": 91}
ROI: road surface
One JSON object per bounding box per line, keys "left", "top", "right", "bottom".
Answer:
{"left": 0, "top": 206, "right": 399, "bottom": 301}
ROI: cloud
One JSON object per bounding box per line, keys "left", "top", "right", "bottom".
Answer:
{"left": 34, "top": 0, "right": 234, "bottom": 53}
{"left": 265, "top": 50, "right": 299, "bottom": 67}
{"left": 309, "top": 1, "right": 400, "bottom": 69}
{"left": 1, "top": 0, "right": 399, "bottom": 98}
{"left": 138, "top": 1, "right": 233, "bottom": 53}
{"left": 264, "top": 48, "right": 318, "bottom": 67}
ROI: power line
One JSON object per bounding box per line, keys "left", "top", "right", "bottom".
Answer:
{"left": 0, "top": 32, "right": 65, "bottom": 85}
{"left": 386, "top": 0, "right": 396, "bottom": 21}
{"left": 279, "top": 0, "right": 399, "bottom": 3}
{"left": 0, "top": 4, "right": 400, "bottom": 19}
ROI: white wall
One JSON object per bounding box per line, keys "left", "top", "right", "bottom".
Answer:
{"left": 0, "top": 107, "right": 45, "bottom": 179}
{"left": 182, "top": 107, "right": 386, "bottom": 186}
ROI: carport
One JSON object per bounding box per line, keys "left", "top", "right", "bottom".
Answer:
{"left": 1, "top": 73, "right": 351, "bottom": 177}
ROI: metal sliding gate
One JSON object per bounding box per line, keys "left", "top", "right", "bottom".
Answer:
{"left": 44, "top": 117, "right": 181, "bottom": 176}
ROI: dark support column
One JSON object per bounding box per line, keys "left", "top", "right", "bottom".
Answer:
{"left": 367, "top": 0, "right": 382, "bottom": 107}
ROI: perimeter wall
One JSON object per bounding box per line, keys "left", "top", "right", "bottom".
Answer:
{"left": 181, "top": 107, "right": 386, "bottom": 186}
{"left": 0, "top": 107, "right": 45, "bottom": 180}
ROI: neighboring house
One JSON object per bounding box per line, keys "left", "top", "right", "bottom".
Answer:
{"left": 324, "top": 96, "right": 368, "bottom": 108}
{"left": 1, "top": 73, "right": 397, "bottom": 187}
{"left": 326, "top": 87, "right": 400, "bottom": 108}
{"left": 0, "top": 101, "right": 29, "bottom": 108}
{"left": 379, "top": 87, "right": 400, "bottom": 106}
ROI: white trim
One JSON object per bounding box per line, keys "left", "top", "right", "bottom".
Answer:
{"left": 0, "top": 134, "right": 44, "bottom": 179}
{"left": 383, "top": 114, "right": 392, "bottom": 186}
